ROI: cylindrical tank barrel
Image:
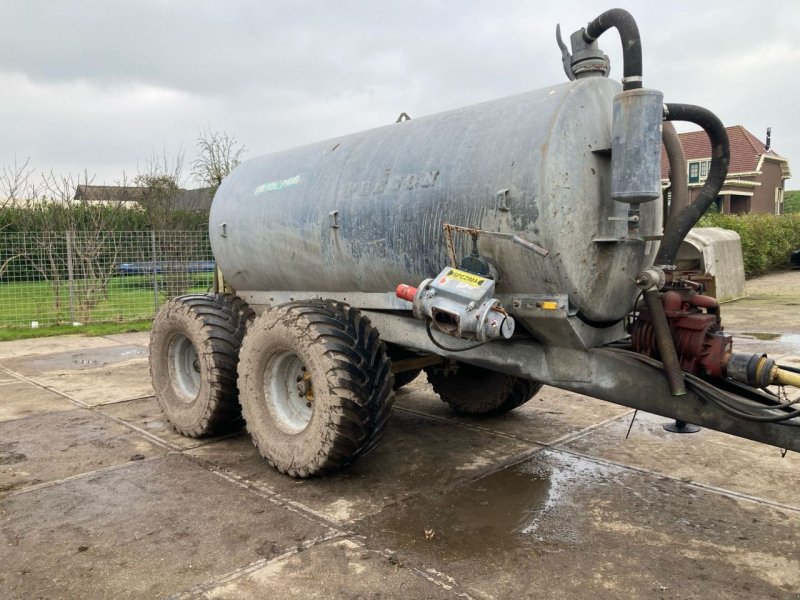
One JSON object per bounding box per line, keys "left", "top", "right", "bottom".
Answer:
{"left": 210, "top": 76, "right": 659, "bottom": 323}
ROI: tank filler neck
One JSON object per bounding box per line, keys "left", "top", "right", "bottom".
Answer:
{"left": 557, "top": 8, "right": 643, "bottom": 90}
{"left": 555, "top": 24, "right": 609, "bottom": 81}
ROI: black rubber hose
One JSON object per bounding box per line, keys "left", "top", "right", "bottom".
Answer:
{"left": 644, "top": 289, "right": 686, "bottom": 396}
{"left": 657, "top": 103, "right": 730, "bottom": 266}
{"left": 582, "top": 8, "right": 642, "bottom": 90}
{"left": 662, "top": 121, "right": 689, "bottom": 229}
{"left": 609, "top": 349, "right": 800, "bottom": 424}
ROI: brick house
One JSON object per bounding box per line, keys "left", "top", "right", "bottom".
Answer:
{"left": 661, "top": 125, "right": 791, "bottom": 214}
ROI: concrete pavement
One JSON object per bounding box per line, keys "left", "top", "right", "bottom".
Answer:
{"left": 1, "top": 272, "right": 799, "bottom": 599}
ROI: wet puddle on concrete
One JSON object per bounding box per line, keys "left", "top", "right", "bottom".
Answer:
{"left": 6, "top": 345, "right": 148, "bottom": 375}
{"left": 740, "top": 331, "right": 800, "bottom": 343}
{"left": 731, "top": 332, "right": 800, "bottom": 355}
{"left": 372, "top": 450, "right": 615, "bottom": 561}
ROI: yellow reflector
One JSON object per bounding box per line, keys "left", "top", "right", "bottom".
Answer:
{"left": 541, "top": 301, "right": 559, "bottom": 310}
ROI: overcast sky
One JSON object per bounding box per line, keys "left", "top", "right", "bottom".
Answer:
{"left": 1, "top": 0, "right": 797, "bottom": 190}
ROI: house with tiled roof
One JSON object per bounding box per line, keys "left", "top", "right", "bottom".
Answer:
{"left": 661, "top": 125, "right": 791, "bottom": 214}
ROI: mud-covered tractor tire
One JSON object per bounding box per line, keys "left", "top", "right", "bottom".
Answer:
{"left": 149, "top": 294, "right": 253, "bottom": 437}
{"left": 425, "top": 363, "right": 542, "bottom": 417}
{"left": 385, "top": 343, "right": 422, "bottom": 390}
{"left": 392, "top": 369, "right": 422, "bottom": 390}
{"left": 238, "top": 300, "right": 394, "bottom": 478}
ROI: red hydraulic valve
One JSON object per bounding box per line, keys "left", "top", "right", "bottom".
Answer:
{"left": 395, "top": 284, "right": 417, "bottom": 303}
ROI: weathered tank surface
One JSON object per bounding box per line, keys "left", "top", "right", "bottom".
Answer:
{"left": 210, "top": 76, "right": 659, "bottom": 323}
{"left": 149, "top": 8, "right": 800, "bottom": 480}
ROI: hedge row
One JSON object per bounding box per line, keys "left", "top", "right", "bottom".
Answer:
{"left": 697, "top": 212, "right": 800, "bottom": 278}
{"left": 0, "top": 203, "right": 208, "bottom": 233}
{"left": 785, "top": 190, "right": 800, "bottom": 214}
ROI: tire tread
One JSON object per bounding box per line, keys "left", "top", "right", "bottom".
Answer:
{"left": 238, "top": 300, "right": 394, "bottom": 477}
{"left": 425, "top": 363, "right": 542, "bottom": 418}
{"left": 150, "top": 293, "right": 253, "bottom": 437}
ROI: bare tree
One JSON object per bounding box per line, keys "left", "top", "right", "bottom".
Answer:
{"left": 0, "top": 161, "right": 69, "bottom": 314}
{"left": 191, "top": 128, "right": 246, "bottom": 192}
{"left": 53, "top": 170, "right": 132, "bottom": 316}
{"left": 136, "top": 148, "right": 185, "bottom": 230}
{"left": 0, "top": 156, "right": 43, "bottom": 219}
{"left": 135, "top": 149, "right": 197, "bottom": 298}
{"left": 0, "top": 158, "right": 46, "bottom": 312}
{"left": 1, "top": 160, "right": 133, "bottom": 320}
{"left": 24, "top": 170, "right": 131, "bottom": 318}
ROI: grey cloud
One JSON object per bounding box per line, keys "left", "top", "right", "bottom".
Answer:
{"left": 0, "top": 0, "right": 797, "bottom": 186}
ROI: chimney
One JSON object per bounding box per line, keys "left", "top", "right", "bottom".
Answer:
{"left": 765, "top": 127, "right": 772, "bottom": 152}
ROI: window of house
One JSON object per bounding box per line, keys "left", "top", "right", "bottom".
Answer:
{"left": 688, "top": 161, "right": 700, "bottom": 184}
{"left": 688, "top": 160, "right": 712, "bottom": 184}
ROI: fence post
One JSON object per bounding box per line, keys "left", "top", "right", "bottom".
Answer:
{"left": 65, "top": 230, "right": 76, "bottom": 324}
{"left": 151, "top": 230, "right": 159, "bottom": 314}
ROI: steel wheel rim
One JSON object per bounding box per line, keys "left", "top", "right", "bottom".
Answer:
{"left": 168, "top": 333, "right": 201, "bottom": 401}
{"left": 265, "top": 350, "right": 313, "bottom": 434}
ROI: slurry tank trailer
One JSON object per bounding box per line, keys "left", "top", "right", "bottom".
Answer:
{"left": 150, "top": 9, "right": 800, "bottom": 477}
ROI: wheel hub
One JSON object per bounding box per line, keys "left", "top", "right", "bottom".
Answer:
{"left": 265, "top": 351, "right": 314, "bottom": 434}
{"left": 295, "top": 370, "right": 314, "bottom": 401}
{"left": 168, "top": 333, "right": 201, "bottom": 401}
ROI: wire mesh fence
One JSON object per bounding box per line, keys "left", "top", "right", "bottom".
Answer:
{"left": 0, "top": 231, "right": 214, "bottom": 328}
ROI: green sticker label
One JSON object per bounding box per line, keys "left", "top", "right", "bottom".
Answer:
{"left": 254, "top": 175, "right": 301, "bottom": 195}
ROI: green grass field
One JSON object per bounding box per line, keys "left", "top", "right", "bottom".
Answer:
{"left": 0, "top": 320, "right": 153, "bottom": 342}
{"left": 0, "top": 273, "right": 213, "bottom": 338}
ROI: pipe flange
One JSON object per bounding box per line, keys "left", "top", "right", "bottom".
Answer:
{"left": 635, "top": 267, "right": 666, "bottom": 292}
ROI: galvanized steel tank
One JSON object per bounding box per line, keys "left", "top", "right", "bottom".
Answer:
{"left": 209, "top": 76, "right": 660, "bottom": 323}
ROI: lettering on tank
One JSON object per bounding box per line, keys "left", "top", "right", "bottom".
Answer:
{"left": 253, "top": 175, "right": 302, "bottom": 195}
{"left": 342, "top": 169, "right": 439, "bottom": 198}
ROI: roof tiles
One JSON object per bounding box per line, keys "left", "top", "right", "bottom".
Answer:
{"left": 660, "top": 125, "right": 782, "bottom": 179}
